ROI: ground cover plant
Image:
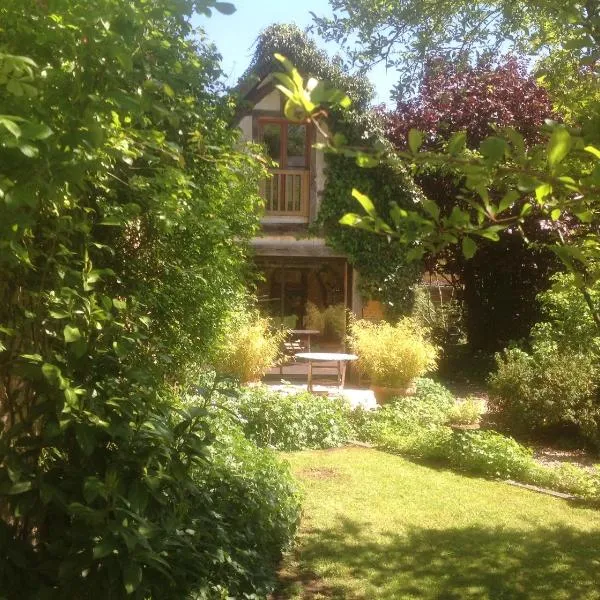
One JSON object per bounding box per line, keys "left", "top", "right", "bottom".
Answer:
{"left": 277, "top": 447, "right": 600, "bottom": 600}
{"left": 351, "top": 379, "right": 600, "bottom": 499}
{"left": 220, "top": 386, "right": 353, "bottom": 451}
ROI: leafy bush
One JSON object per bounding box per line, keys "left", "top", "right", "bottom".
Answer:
{"left": 0, "top": 1, "right": 293, "bottom": 598}
{"left": 489, "top": 272, "right": 600, "bottom": 444}
{"left": 490, "top": 347, "right": 599, "bottom": 441}
{"left": 411, "top": 284, "right": 465, "bottom": 349}
{"left": 444, "top": 430, "right": 533, "bottom": 478}
{"left": 349, "top": 318, "right": 438, "bottom": 387}
{"left": 351, "top": 378, "right": 454, "bottom": 441}
{"left": 351, "top": 378, "right": 600, "bottom": 499}
{"left": 223, "top": 386, "right": 354, "bottom": 450}
{"left": 446, "top": 396, "right": 486, "bottom": 426}
{"left": 194, "top": 418, "right": 301, "bottom": 598}
{"left": 212, "top": 309, "right": 285, "bottom": 383}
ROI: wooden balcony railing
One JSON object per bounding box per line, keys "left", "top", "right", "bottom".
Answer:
{"left": 260, "top": 169, "right": 310, "bottom": 217}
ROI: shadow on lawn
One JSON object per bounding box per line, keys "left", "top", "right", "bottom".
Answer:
{"left": 278, "top": 516, "right": 600, "bottom": 599}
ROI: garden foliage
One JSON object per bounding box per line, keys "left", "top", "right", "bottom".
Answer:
{"left": 490, "top": 272, "right": 600, "bottom": 444}
{"left": 222, "top": 386, "right": 353, "bottom": 451}
{"left": 0, "top": 2, "right": 298, "bottom": 598}
{"left": 211, "top": 307, "right": 285, "bottom": 384}
{"left": 349, "top": 318, "right": 438, "bottom": 387}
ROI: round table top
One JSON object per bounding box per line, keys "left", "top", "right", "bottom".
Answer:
{"left": 290, "top": 329, "right": 321, "bottom": 335}
{"left": 295, "top": 352, "right": 358, "bottom": 361}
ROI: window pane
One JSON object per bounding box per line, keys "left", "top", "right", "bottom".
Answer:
{"left": 287, "top": 124, "right": 307, "bottom": 168}
{"left": 262, "top": 123, "right": 281, "bottom": 162}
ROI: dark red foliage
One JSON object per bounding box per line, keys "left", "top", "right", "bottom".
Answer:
{"left": 386, "top": 56, "right": 554, "bottom": 149}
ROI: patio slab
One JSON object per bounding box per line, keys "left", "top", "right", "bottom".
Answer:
{"left": 265, "top": 380, "right": 377, "bottom": 411}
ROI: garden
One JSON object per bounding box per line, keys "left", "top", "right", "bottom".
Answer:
{"left": 2, "top": 0, "right": 600, "bottom": 599}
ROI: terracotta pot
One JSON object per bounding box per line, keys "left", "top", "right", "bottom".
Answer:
{"left": 371, "top": 382, "right": 416, "bottom": 405}
{"left": 449, "top": 422, "right": 481, "bottom": 432}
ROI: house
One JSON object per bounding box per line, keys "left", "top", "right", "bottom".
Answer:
{"left": 235, "top": 72, "right": 373, "bottom": 343}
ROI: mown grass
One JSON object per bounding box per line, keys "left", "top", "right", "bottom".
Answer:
{"left": 275, "top": 447, "right": 600, "bottom": 600}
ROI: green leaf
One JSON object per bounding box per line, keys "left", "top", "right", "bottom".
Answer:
{"left": 535, "top": 183, "right": 552, "bottom": 203}
{"left": 584, "top": 145, "right": 600, "bottom": 160}
{"left": 93, "top": 540, "right": 114, "bottom": 560}
{"left": 0, "top": 117, "right": 22, "bottom": 138}
{"left": 355, "top": 153, "right": 378, "bottom": 168}
{"left": 352, "top": 189, "right": 376, "bottom": 217}
{"left": 42, "top": 363, "right": 64, "bottom": 388}
{"left": 547, "top": 127, "right": 572, "bottom": 169}
{"left": 123, "top": 563, "right": 142, "bottom": 595}
{"left": 498, "top": 190, "right": 519, "bottom": 213}
{"left": 18, "top": 143, "right": 38, "bottom": 158}
{"left": 113, "top": 298, "right": 127, "bottom": 310}
{"left": 462, "top": 237, "right": 477, "bottom": 259}
{"left": 339, "top": 213, "right": 362, "bottom": 226}
{"left": 551, "top": 209, "right": 561, "bottom": 221}
{"left": 64, "top": 325, "right": 82, "bottom": 343}
{"left": 420, "top": 198, "right": 440, "bottom": 221}
{"left": 447, "top": 131, "right": 466, "bottom": 156}
{"left": 214, "top": 2, "right": 236, "bottom": 15}
{"left": 480, "top": 136, "right": 507, "bottom": 163}
{"left": 408, "top": 129, "right": 423, "bottom": 154}
{"left": 0, "top": 480, "right": 32, "bottom": 495}
{"left": 6, "top": 79, "right": 23, "bottom": 96}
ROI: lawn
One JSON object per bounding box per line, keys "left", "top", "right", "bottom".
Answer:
{"left": 275, "top": 447, "right": 600, "bottom": 600}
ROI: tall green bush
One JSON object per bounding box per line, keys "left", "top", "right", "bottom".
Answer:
{"left": 489, "top": 272, "right": 600, "bottom": 444}
{"left": 0, "top": 1, "right": 296, "bottom": 597}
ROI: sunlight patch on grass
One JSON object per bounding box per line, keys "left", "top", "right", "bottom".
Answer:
{"left": 275, "top": 447, "right": 600, "bottom": 600}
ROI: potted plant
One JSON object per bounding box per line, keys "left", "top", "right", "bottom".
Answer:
{"left": 212, "top": 308, "right": 286, "bottom": 385}
{"left": 348, "top": 317, "right": 438, "bottom": 404}
{"left": 446, "top": 396, "right": 486, "bottom": 431}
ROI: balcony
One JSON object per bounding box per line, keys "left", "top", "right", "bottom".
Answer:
{"left": 261, "top": 169, "right": 310, "bottom": 219}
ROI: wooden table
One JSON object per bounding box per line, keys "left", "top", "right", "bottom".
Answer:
{"left": 294, "top": 352, "right": 358, "bottom": 392}
{"left": 279, "top": 330, "right": 321, "bottom": 375}
{"left": 290, "top": 329, "right": 320, "bottom": 351}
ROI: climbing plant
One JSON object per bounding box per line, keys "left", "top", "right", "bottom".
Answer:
{"left": 243, "top": 25, "right": 423, "bottom": 315}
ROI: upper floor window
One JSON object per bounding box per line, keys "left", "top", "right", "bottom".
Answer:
{"left": 258, "top": 119, "right": 312, "bottom": 218}
{"left": 259, "top": 120, "right": 310, "bottom": 169}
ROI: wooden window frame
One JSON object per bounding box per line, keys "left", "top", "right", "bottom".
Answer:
{"left": 257, "top": 118, "right": 312, "bottom": 170}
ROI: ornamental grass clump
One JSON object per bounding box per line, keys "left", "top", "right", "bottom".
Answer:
{"left": 349, "top": 318, "right": 438, "bottom": 389}
{"left": 212, "top": 310, "right": 285, "bottom": 384}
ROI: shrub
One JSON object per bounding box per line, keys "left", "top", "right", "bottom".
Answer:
{"left": 351, "top": 378, "right": 454, "bottom": 442}
{"left": 223, "top": 386, "right": 353, "bottom": 450}
{"left": 445, "top": 430, "right": 533, "bottom": 478}
{"left": 212, "top": 309, "right": 285, "bottom": 383}
{"left": 446, "top": 396, "right": 486, "bottom": 426}
{"left": 489, "top": 346, "right": 599, "bottom": 441}
{"left": 411, "top": 284, "right": 465, "bottom": 349}
{"left": 351, "top": 377, "right": 600, "bottom": 499}
{"left": 489, "top": 272, "right": 600, "bottom": 444}
{"left": 349, "top": 318, "right": 438, "bottom": 387}
{"left": 194, "top": 419, "right": 301, "bottom": 598}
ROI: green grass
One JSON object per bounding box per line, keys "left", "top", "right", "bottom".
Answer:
{"left": 275, "top": 447, "right": 600, "bottom": 600}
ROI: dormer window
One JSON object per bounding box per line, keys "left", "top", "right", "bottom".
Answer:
{"left": 258, "top": 118, "right": 311, "bottom": 218}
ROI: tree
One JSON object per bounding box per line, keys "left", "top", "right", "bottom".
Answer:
{"left": 0, "top": 1, "right": 296, "bottom": 597}
{"left": 273, "top": 0, "right": 600, "bottom": 325}
{"left": 385, "top": 57, "right": 559, "bottom": 350}
{"left": 312, "top": 0, "right": 600, "bottom": 100}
